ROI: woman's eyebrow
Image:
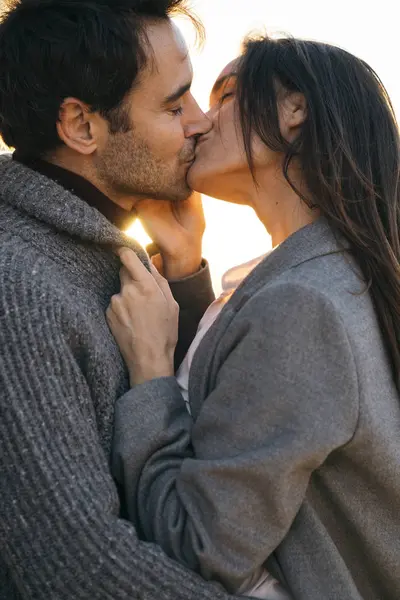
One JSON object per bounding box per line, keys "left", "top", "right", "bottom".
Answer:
{"left": 210, "top": 73, "right": 237, "bottom": 97}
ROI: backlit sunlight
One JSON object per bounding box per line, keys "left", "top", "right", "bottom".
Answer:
{"left": 126, "top": 0, "right": 399, "bottom": 293}
{"left": 125, "top": 220, "right": 152, "bottom": 249}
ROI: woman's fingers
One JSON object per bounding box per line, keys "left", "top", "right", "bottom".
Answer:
{"left": 150, "top": 262, "right": 176, "bottom": 303}
{"left": 107, "top": 247, "right": 179, "bottom": 387}
{"left": 117, "top": 247, "right": 151, "bottom": 282}
{"left": 118, "top": 247, "right": 162, "bottom": 297}
{"left": 118, "top": 247, "right": 175, "bottom": 305}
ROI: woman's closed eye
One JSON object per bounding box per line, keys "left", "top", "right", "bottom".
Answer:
{"left": 219, "top": 92, "right": 234, "bottom": 105}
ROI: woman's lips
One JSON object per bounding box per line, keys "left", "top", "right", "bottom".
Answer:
{"left": 195, "top": 135, "right": 210, "bottom": 154}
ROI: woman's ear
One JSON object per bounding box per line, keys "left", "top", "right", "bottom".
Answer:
{"left": 278, "top": 92, "right": 307, "bottom": 142}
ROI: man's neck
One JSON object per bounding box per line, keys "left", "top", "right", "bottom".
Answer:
{"left": 47, "top": 151, "right": 136, "bottom": 212}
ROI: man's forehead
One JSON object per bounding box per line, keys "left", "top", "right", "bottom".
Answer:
{"left": 170, "top": 21, "right": 189, "bottom": 56}
{"left": 145, "top": 20, "right": 189, "bottom": 71}
{"left": 136, "top": 20, "right": 192, "bottom": 94}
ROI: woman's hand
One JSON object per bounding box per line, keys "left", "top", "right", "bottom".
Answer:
{"left": 135, "top": 192, "right": 205, "bottom": 280}
{"left": 106, "top": 248, "right": 179, "bottom": 387}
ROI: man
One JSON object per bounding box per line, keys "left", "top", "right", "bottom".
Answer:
{"left": 0, "top": 1, "right": 231, "bottom": 598}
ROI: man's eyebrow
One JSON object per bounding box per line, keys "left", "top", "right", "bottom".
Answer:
{"left": 162, "top": 82, "right": 192, "bottom": 106}
{"left": 210, "top": 73, "right": 238, "bottom": 96}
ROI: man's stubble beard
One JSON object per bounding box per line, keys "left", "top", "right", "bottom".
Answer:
{"left": 95, "top": 128, "right": 193, "bottom": 204}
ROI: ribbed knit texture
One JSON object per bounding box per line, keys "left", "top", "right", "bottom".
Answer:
{"left": 0, "top": 155, "right": 229, "bottom": 600}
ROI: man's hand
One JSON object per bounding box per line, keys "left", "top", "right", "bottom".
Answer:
{"left": 135, "top": 192, "right": 205, "bottom": 280}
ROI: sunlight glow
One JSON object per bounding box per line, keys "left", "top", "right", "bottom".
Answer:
{"left": 125, "top": 220, "right": 152, "bottom": 249}
{"left": 170, "top": 0, "right": 399, "bottom": 293}
{"left": 1, "top": 0, "right": 393, "bottom": 295}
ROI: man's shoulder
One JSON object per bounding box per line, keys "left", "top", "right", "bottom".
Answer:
{"left": 0, "top": 235, "right": 86, "bottom": 359}
{"left": 0, "top": 231, "right": 64, "bottom": 306}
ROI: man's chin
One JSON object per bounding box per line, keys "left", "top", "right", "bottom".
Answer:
{"left": 161, "top": 181, "right": 192, "bottom": 204}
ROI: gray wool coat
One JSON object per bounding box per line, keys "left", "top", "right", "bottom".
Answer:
{"left": 113, "top": 217, "right": 400, "bottom": 600}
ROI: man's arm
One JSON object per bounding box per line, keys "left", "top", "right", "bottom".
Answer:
{"left": 0, "top": 279, "right": 227, "bottom": 600}
{"left": 112, "top": 283, "right": 360, "bottom": 592}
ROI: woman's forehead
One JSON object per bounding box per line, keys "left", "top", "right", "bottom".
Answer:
{"left": 215, "top": 58, "right": 240, "bottom": 84}
{"left": 209, "top": 58, "right": 240, "bottom": 105}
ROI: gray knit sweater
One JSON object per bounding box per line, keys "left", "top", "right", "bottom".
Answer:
{"left": 0, "top": 154, "right": 229, "bottom": 600}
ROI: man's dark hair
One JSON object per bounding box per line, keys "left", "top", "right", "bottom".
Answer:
{"left": 0, "top": 0, "right": 201, "bottom": 157}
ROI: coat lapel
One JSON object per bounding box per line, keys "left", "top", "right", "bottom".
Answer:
{"left": 189, "top": 218, "right": 351, "bottom": 419}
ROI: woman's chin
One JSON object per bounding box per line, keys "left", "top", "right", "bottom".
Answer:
{"left": 187, "top": 161, "right": 245, "bottom": 204}
{"left": 188, "top": 157, "right": 230, "bottom": 199}
{"left": 186, "top": 161, "right": 210, "bottom": 195}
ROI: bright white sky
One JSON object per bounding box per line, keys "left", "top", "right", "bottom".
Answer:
{"left": 130, "top": 0, "right": 400, "bottom": 292}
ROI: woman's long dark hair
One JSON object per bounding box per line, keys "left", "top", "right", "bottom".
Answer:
{"left": 236, "top": 36, "right": 400, "bottom": 387}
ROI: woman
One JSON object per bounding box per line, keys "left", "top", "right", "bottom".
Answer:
{"left": 107, "top": 36, "right": 400, "bottom": 600}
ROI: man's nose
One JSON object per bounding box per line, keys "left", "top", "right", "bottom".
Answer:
{"left": 184, "top": 97, "right": 212, "bottom": 138}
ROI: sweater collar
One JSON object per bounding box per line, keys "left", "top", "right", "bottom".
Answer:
{"left": 13, "top": 152, "right": 134, "bottom": 231}
{"left": 0, "top": 153, "right": 148, "bottom": 265}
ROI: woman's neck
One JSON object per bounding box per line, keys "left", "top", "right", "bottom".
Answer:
{"left": 251, "top": 165, "right": 320, "bottom": 247}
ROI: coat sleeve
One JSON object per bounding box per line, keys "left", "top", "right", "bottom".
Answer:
{"left": 112, "top": 282, "right": 360, "bottom": 593}
{"left": 169, "top": 260, "right": 215, "bottom": 370}
{"left": 0, "top": 273, "right": 229, "bottom": 600}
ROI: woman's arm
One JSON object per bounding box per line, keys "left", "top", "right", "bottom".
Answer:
{"left": 109, "top": 255, "right": 360, "bottom": 593}
{"left": 169, "top": 260, "right": 215, "bottom": 369}
{"left": 138, "top": 193, "right": 214, "bottom": 369}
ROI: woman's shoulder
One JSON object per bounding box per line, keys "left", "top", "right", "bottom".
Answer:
{"left": 232, "top": 248, "right": 375, "bottom": 340}
{"left": 248, "top": 247, "right": 364, "bottom": 304}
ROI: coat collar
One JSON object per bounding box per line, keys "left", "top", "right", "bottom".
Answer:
{"left": 189, "top": 217, "right": 351, "bottom": 419}
{"left": 227, "top": 217, "right": 350, "bottom": 312}
{"left": 0, "top": 153, "right": 148, "bottom": 265}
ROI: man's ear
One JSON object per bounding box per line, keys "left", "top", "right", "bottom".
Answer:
{"left": 56, "top": 98, "right": 98, "bottom": 155}
{"left": 278, "top": 92, "right": 307, "bottom": 142}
